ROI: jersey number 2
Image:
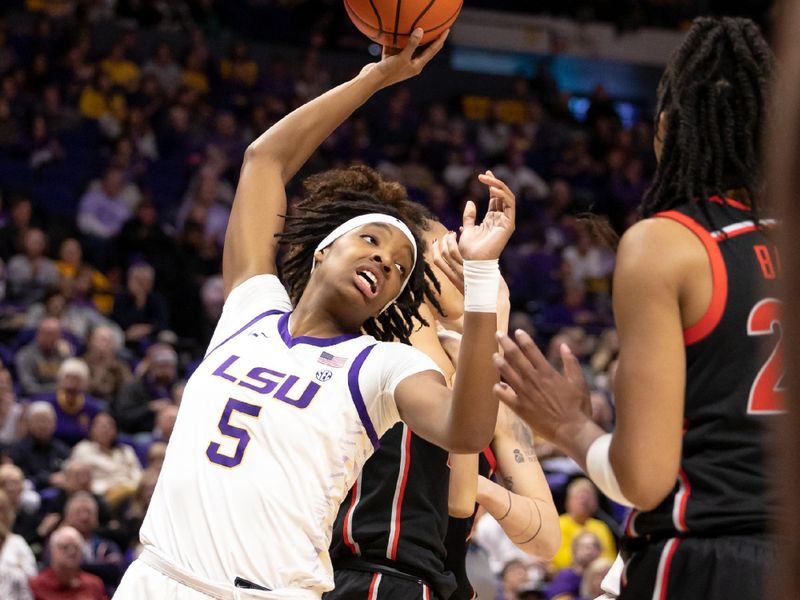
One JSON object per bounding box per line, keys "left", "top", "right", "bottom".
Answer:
{"left": 206, "top": 398, "right": 261, "bottom": 468}
{"left": 747, "top": 298, "right": 785, "bottom": 415}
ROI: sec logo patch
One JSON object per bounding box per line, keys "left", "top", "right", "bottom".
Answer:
{"left": 316, "top": 370, "right": 333, "bottom": 382}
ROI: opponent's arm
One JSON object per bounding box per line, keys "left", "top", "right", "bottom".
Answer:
{"left": 495, "top": 218, "right": 690, "bottom": 510}
{"left": 477, "top": 406, "right": 560, "bottom": 559}
{"left": 397, "top": 181, "right": 516, "bottom": 452}
{"left": 223, "top": 29, "right": 448, "bottom": 296}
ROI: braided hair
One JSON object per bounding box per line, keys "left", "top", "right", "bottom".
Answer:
{"left": 643, "top": 17, "right": 773, "bottom": 221}
{"left": 277, "top": 166, "right": 443, "bottom": 344}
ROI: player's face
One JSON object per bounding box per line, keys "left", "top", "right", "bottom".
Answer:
{"left": 316, "top": 224, "right": 415, "bottom": 319}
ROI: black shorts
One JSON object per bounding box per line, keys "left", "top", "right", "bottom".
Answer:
{"left": 619, "top": 535, "right": 775, "bottom": 600}
{"left": 324, "top": 568, "right": 439, "bottom": 600}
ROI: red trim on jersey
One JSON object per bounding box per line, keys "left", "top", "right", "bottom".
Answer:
{"left": 483, "top": 447, "right": 498, "bottom": 478}
{"left": 387, "top": 426, "right": 413, "bottom": 560}
{"left": 367, "top": 573, "right": 381, "bottom": 600}
{"left": 675, "top": 468, "right": 692, "bottom": 532}
{"left": 342, "top": 478, "right": 361, "bottom": 556}
{"left": 708, "top": 195, "right": 751, "bottom": 211}
{"left": 655, "top": 539, "right": 681, "bottom": 600}
{"left": 422, "top": 583, "right": 431, "bottom": 600}
{"left": 624, "top": 509, "right": 639, "bottom": 537}
{"left": 657, "top": 210, "right": 728, "bottom": 346}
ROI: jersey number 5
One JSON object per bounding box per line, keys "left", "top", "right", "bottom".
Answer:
{"left": 747, "top": 298, "right": 785, "bottom": 415}
{"left": 206, "top": 398, "right": 261, "bottom": 468}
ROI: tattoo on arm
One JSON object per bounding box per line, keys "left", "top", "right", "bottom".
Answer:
{"left": 513, "top": 449, "right": 525, "bottom": 463}
{"left": 512, "top": 417, "right": 539, "bottom": 462}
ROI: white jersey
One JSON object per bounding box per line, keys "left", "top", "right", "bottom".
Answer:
{"left": 139, "top": 275, "right": 441, "bottom": 595}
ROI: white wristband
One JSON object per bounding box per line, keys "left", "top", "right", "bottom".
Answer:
{"left": 585, "top": 434, "right": 634, "bottom": 507}
{"left": 463, "top": 260, "right": 500, "bottom": 313}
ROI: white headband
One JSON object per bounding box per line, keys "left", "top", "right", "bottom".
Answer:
{"left": 311, "top": 213, "right": 418, "bottom": 312}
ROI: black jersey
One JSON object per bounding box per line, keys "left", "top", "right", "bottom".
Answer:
{"left": 330, "top": 422, "right": 457, "bottom": 600}
{"left": 443, "top": 448, "right": 497, "bottom": 600}
{"left": 625, "top": 197, "right": 781, "bottom": 540}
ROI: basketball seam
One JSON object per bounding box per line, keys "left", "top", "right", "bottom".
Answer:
{"left": 393, "top": 0, "right": 403, "bottom": 47}
{"left": 409, "top": 0, "right": 438, "bottom": 34}
{"left": 347, "top": 0, "right": 461, "bottom": 42}
{"left": 395, "top": 0, "right": 462, "bottom": 38}
{"left": 346, "top": 4, "right": 381, "bottom": 34}
{"left": 367, "top": 0, "right": 385, "bottom": 34}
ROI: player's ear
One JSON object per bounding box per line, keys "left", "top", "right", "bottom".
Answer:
{"left": 313, "top": 248, "right": 328, "bottom": 268}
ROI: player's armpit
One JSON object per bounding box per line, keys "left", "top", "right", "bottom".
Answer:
{"left": 610, "top": 219, "right": 689, "bottom": 510}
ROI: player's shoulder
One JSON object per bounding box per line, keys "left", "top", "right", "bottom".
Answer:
{"left": 617, "top": 216, "right": 706, "bottom": 278}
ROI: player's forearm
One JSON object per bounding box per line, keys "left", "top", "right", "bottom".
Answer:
{"left": 477, "top": 476, "right": 560, "bottom": 560}
{"left": 447, "top": 311, "right": 500, "bottom": 451}
{"left": 448, "top": 453, "right": 479, "bottom": 518}
{"left": 246, "top": 66, "right": 387, "bottom": 183}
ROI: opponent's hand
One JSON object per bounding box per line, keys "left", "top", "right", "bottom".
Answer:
{"left": 367, "top": 28, "right": 449, "bottom": 88}
{"left": 458, "top": 171, "right": 516, "bottom": 261}
{"left": 493, "top": 329, "right": 591, "bottom": 449}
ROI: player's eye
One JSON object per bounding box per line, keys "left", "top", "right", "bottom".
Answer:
{"left": 395, "top": 263, "right": 406, "bottom": 276}
{"left": 361, "top": 234, "right": 377, "bottom": 245}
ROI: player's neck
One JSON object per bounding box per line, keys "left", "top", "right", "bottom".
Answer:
{"left": 291, "top": 298, "right": 361, "bottom": 339}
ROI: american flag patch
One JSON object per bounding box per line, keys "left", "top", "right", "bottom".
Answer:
{"left": 318, "top": 351, "right": 347, "bottom": 368}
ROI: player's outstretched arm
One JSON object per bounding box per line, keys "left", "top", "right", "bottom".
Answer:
{"left": 222, "top": 28, "right": 448, "bottom": 297}
{"left": 395, "top": 172, "right": 515, "bottom": 453}
{"left": 477, "top": 406, "right": 560, "bottom": 560}
{"left": 494, "top": 218, "right": 688, "bottom": 510}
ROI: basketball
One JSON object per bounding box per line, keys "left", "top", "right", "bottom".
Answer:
{"left": 344, "top": 0, "right": 462, "bottom": 48}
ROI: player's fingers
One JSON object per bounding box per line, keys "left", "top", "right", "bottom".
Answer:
{"left": 401, "top": 28, "right": 424, "bottom": 60}
{"left": 514, "top": 329, "right": 550, "bottom": 372}
{"left": 496, "top": 332, "right": 540, "bottom": 383}
{"left": 414, "top": 29, "right": 449, "bottom": 67}
{"left": 462, "top": 200, "right": 477, "bottom": 229}
{"left": 444, "top": 231, "right": 463, "bottom": 265}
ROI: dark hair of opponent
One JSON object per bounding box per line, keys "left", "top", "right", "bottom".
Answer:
{"left": 644, "top": 17, "right": 773, "bottom": 223}
{"left": 277, "top": 166, "right": 443, "bottom": 344}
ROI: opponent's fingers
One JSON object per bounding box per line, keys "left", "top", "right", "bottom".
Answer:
{"left": 413, "top": 29, "right": 449, "bottom": 68}
{"left": 514, "top": 329, "right": 551, "bottom": 372}
{"left": 560, "top": 343, "right": 585, "bottom": 387}
{"left": 462, "top": 199, "right": 477, "bottom": 229}
{"left": 496, "top": 332, "right": 540, "bottom": 382}
{"left": 478, "top": 173, "right": 514, "bottom": 197}
{"left": 492, "top": 352, "right": 528, "bottom": 395}
{"left": 494, "top": 381, "right": 520, "bottom": 409}
{"left": 443, "top": 231, "right": 463, "bottom": 264}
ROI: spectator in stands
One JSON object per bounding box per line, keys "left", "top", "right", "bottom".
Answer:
{"left": 142, "top": 42, "right": 181, "bottom": 98}
{"left": 499, "top": 559, "right": 536, "bottom": 600}
{"left": 547, "top": 532, "right": 602, "bottom": 600}
{"left": 110, "top": 263, "right": 169, "bottom": 349}
{"left": 182, "top": 47, "right": 210, "bottom": 95}
{"left": 551, "top": 478, "right": 616, "bottom": 571}
{"left": 24, "top": 283, "right": 115, "bottom": 347}
{"left": 125, "top": 106, "right": 158, "bottom": 161}
{"left": 0, "top": 464, "right": 41, "bottom": 547}
{"left": 9, "top": 401, "right": 69, "bottom": 491}
{"left": 0, "top": 196, "right": 35, "bottom": 262}
{"left": 81, "top": 326, "right": 131, "bottom": 405}
{"left": 16, "top": 317, "right": 71, "bottom": 397}
{"left": 61, "top": 491, "right": 122, "bottom": 592}
{"left": 578, "top": 558, "right": 612, "bottom": 600}
{"left": 99, "top": 41, "right": 140, "bottom": 92}
{"left": 40, "top": 460, "right": 111, "bottom": 530}
{"left": 114, "top": 343, "right": 178, "bottom": 434}
{"left": 35, "top": 358, "right": 103, "bottom": 446}
{"left": 144, "top": 441, "right": 166, "bottom": 472}
{"left": 0, "top": 488, "right": 36, "bottom": 600}
{"left": 76, "top": 166, "right": 134, "bottom": 242}
{"left": 492, "top": 150, "right": 550, "bottom": 201}
{"left": 110, "top": 467, "right": 158, "bottom": 555}
{"left": 207, "top": 110, "right": 246, "bottom": 170}
{"left": 26, "top": 114, "right": 63, "bottom": 171}
{"left": 176, "top": 167, "right": 231, "bottom": 248}
{"left": 7, "top": 228, "right": 59, "bottom": 306}
{"left": 0, "top": 368, "right": 24, "bottom": 446}
{"left": 561, "top": 222, "right": 615, "bottom": 296}
{"left": 69, "top": 412, "right": 141, "bottom": 505}
{"left": 54, "top": 238, "right": 113, "bottom": 315}
{"left": 28, "top": 525, "right": 108, "bottom": 600}
{"left": 78, "top": 71, "right": 127, "bottom": 138}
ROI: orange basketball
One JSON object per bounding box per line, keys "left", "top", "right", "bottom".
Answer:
{"left": 344, "top": 0, "right": 462, "bottom": 49}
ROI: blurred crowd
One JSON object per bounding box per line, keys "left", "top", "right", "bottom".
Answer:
{"left": 0, "top": 1, "right": 658, "bottom": 598}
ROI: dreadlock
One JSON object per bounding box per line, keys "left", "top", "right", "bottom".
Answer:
{"left": 643, "top": 17, "right": 773, "bottom": 222}
{"left": 277, "top": 166, "right": 443, "bottom": 345}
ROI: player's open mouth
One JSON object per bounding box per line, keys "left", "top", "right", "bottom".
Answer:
{"left": 354, "top": 268, "right": 380, "bottom": 299}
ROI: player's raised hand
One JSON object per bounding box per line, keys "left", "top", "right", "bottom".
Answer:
{"left": 369, "top": 28, "right": 449, "bottom": 88}
{"left": 493, "top": 329, "right": 591, "bottom": 448}
{"left": 432, "top": 230, "right": 464, "bottom": 293}
{"left": 458, "top": 170, "right": 516, "bottom": 261}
